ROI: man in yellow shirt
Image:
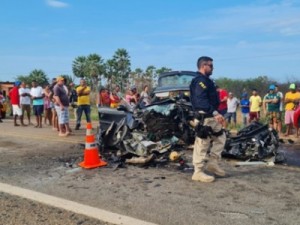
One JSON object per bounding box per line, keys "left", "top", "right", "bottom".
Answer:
{"left": 75, "top": 79, "right": 91, "bottom": 130}
{"left": 249, "top": 89, "right": 262, "bottom": 123}
{"left": 284, "top": 83, "right": 300, "bottom": 136}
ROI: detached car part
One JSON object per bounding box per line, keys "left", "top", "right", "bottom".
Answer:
{"left": 222, "top": 122, "right": 283, "bottom": 162}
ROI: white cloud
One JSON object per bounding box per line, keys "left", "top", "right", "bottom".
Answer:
{"left": 46, "top": 0, "right": 69, "bottom": 8}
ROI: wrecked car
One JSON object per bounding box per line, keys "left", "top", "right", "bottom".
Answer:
{"left": 222, "top": 122, "right": 284, "bottom": 162}
{"left": 97, "top": 71, "right": 197, "bottom": 148}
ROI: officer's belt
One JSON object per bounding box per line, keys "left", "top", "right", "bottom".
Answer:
{"left": 197, "top": 111, "right": 214, "bottom": 119}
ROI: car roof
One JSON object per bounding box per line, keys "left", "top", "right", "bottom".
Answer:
{"left": 158, "top": 70, "right": 197, "bottom": 78}
{"left": 154, "top": 71, "right": 197, "bottom": 93}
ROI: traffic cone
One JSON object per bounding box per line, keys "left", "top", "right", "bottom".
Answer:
{"left": 79, "top": 123, "right": 107, "bottom": 169}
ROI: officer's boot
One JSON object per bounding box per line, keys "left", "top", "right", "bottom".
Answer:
{"left": 206, "top": 153, "right": 226, "bottom": 177}
{"left": 192, "top": 168, "right": 215, "bottom": 183}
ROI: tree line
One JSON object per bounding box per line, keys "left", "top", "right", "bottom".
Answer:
{"left": 14, "top": 48, "right": 171, "bottom": 93}
{"left": 9, "top": 48, "right": 299, "bottom": 96}
{"left": 216, "top": 76, "right": 299, "bottom": 99}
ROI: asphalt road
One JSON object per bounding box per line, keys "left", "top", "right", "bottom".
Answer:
{"left": 1, "top": 119, "right": 300, "bottom": 225}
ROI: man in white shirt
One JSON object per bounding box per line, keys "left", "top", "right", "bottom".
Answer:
{"left": 30, "top": 80, "right": 45, "bottom": 128}
{"left": 225, "top": 92, "right": 239, "bottom": 127}
{"left": 19, "top": 82, "right": 32, "bottom": 125}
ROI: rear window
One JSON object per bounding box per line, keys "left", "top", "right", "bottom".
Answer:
{"left": 158, "top": 74, "right": 195, "bottom": 87}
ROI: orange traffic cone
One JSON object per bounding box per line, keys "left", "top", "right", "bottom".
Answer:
{"left": 79, "top": 123, "right": 107, "bottom": 169}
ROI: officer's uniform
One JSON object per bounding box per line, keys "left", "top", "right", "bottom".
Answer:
{"left": 190, "top": 72, "right": 226, "bottom": 174}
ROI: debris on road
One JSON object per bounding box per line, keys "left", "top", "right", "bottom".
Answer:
{"left": 222, "top": 122, "right": 285, "bottom": 163}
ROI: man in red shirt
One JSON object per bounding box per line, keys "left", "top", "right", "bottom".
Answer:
{"left": 9, "top": 81, "right": 26, "bottom": 126}
{"left": 216, "top": 86, "right": 228, "bottom": 116}
{"left": 216, "top": 86, "right": 228, "bottom": 128}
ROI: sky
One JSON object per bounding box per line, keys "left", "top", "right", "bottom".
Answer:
{"left": 1, "top": 0, "right": 300, "bottom": 83}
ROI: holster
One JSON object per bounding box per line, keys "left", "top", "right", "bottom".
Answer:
{"left": 194, "top": 112, "right": 223, "bottom": 139}
{"left": 195, "top": 123, "right": 213, "bottom": 139}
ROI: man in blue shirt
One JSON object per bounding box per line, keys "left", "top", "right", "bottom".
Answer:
{"left": 189, "top": 56, "right": 226, "bottom": 183}
{"left": 240, "top": 93, "right": 250, "bottom": 127}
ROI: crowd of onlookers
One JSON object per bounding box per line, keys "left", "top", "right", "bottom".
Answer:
{"left": 217, "top": 83, "right": 300, "bottom": 137}
{"left": 97, "top": 84, "right": 151, "bottom": 109}
{"left": 0, "top": 78, "right": 91, "bottom": 137}
{"left": 1, "top": 78, "right": 300, "bottom": 138}
{"left": 0, "top": 78, "right": 152, "bottom": 138}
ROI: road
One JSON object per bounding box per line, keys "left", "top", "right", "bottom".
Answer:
{"left": 1, "top": 119, "right": 300, "bottom": 225}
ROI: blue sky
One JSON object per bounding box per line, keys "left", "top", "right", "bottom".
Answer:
{"left": 1, "top": 0, "right": 300, "bottom": 82}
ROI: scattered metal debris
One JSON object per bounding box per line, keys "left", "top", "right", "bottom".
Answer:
{"left": 222, "top": 122, "right": 285, "bottom": 163}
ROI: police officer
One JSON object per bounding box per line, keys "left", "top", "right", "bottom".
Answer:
{"left": 190, "top": 56, "right": 226, "bottom": 183}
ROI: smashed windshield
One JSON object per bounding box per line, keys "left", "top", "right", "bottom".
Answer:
{"left": 158, "top": 74, "right": 195, "bottom": 87}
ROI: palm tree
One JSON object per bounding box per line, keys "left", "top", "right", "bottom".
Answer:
{"left": 72, "top": 56, "right": 86, "bottom": 78}
{"left": 105, "top": 59, "right": 116, "bottom": 90}
{"left": 29, "top": 69, "right": 49, "bottom": 86}
{"left": 112, "top": 49, "right": 131, "bottom": 91}
{"left": 86, "top": 54, "right": 105, "bottom": 91}
{"left": 72, "top": 54, "right": 105, "bottom": 91}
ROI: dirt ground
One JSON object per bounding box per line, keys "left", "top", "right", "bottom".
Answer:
{"left": 1, "top": 119, "right": 300, "bottom": 225}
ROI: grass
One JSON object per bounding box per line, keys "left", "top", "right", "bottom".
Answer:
{"left": 68, "top": 105, "right": 99, "bottom": 121}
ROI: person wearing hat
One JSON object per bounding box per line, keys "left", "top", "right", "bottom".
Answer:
{"left": 284, "top": 83, "right": 300, "bottom": 137}
{"left": 240, "top": 92, "right": 250, "bottom": 127}
{"left": 9, "top": 81, "right": 26, "bottom": 126}
{"left": 30, "top": 80, "right": 45, "bottom": 128}
{"left": 53, "top": 76, "right": 71, "bottom": 137}
{"left": 263, "top": 84, "right": 281, "bottom": 131}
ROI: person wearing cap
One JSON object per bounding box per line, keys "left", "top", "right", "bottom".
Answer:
{"left": 263, "top": 84, "right": 281, "bottom": 131}
{"left": 9, "top": 81, "right": 26, "bottom": 126}
{"left": 75, "top": 78, "right": 91, "bottom": 130}
{"left": 249, "top": 89, "right": 262, "bottom": 123}
{"left": 53, "top": 76, "right": 71, "bottom": 137}
{"left": 240, "top": 92, "right": 250, "bottom": 127}
{"left": 284, "top": 83, "right": 300, "bottom": 137}
{"left": 30, "top": 80, "right": 45, "bottom": 128}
